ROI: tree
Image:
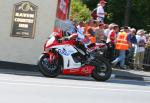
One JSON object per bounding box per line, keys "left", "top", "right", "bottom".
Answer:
{"left": 124, "top": 0, "right": 131, "bottom": 26}
{"left": 106, "top": 0, "right": 150, "bottom": 31}
{"left": 82, "top": 0, "right": 99, "bottom": 10}
{"left": 105, "top": 0, "right": 126, "bottom": 25}
{"left": 70, "top": 0, "right": 91, "bottom": 22}
{"left": 71, "top": 0, "right": 150, "bottom": 32}
{"left": 106, "top": 0, "right": 150, "bottom": 30}
{"left": 130, "top": 0, "right": 150, "bottom": 31}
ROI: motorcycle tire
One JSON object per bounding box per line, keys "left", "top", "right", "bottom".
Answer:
{"left": 91, "top": 57, "right": 112, "bottom": 81}
{"left": 38, "top": 54, "right": 61, "bottom": 78}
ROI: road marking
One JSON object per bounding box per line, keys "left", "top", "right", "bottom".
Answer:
{"left": 0, "top": 73, "right": 149, "bottom": 88}
{"left": 0, "top": 79, "right": 150, "bottom": 93}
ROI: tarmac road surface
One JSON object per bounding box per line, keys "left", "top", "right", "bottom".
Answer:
{"left": 0, "top": 73, "right": 150, "bottom": 103}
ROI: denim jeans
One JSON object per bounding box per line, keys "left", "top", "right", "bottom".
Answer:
{"left": 97, "top": 17, "right": 104, "bottom": 23}
{"left": 113, "top": 50, "right": 126, "bottom": 67}
{"left": 118, "top": 50, "right": 126, "bottom": 66}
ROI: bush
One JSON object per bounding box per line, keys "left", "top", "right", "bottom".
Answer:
{"left": 70, "top": 0, "right": 91, "bottom": 22}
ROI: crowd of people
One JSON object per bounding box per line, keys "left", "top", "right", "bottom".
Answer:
{"left": 77, "top": 20, "right": 150, "bottom": 70}
{"left": 68, "top": 0, "right": 150, "bottom": 70}
{"left": 55, "top": 0, "right": 150, "bottom": 70}
{"left": 67, "top": 19, "right": 150, "bottom": 70}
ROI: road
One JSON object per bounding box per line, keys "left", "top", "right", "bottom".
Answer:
{"left": 0, "top": 72, "right": 150, "bottom": 103}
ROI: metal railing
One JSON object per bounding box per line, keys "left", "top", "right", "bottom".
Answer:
{"left": 143, "top": 48, "right": 150, "bottom": 66}
{"left": 104, "top": 47, "right": 150, "bottom": 69}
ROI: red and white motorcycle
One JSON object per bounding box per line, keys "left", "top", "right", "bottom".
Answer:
{"left": 38, "top": 32, "right": 112, "bottom": 81}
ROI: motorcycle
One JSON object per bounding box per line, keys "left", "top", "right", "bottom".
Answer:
{"left": 38, "top": 32, "right": 112, "bottom": 81}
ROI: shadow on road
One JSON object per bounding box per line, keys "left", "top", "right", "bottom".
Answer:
{"left": 0, "top": 61, "right": 150, "bottom": 86}
{"left": 0, "top": 68, "right": 149, "bottom": 87}
{"left": 113, "top": 69, "right": 150, "bottom": 78}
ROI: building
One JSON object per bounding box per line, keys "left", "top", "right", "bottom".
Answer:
{"left": 0, "top": 0, "right": 70, "bottom": 66}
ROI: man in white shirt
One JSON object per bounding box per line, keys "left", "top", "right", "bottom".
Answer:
{"left": 97, "top": 0, "right": 107, "bottom": 23}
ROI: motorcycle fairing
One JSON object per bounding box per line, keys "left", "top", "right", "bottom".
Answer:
{"left": 51, "top": 44, "right": 82, "bottom": 69}
{"left": 63, "top": 65, "right": 95, "bottom": 76}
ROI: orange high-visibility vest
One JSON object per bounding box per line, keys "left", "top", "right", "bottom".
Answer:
{"left": 115, "top": 32, "right": 129, "bottom": 50}
{"left": 89, "top": 36, "right": 96, "bottom": 43}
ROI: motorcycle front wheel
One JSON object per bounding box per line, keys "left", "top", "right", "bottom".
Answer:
{"left": 38, "top": 53, "right": 61, "bottom": 78}
{"left": 91, "top": 57, "right": 112, "bottom": 81}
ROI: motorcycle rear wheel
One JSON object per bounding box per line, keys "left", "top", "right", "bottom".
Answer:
{"left": 38, "top": 54, "right": 61, "bottom": 77}
{"left": 91, "top": 57, "right": 112, "bottom": 81}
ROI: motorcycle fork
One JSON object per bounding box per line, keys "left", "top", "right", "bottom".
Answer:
{"left": 47, "top": 51, "right": 58, "bottom": 64}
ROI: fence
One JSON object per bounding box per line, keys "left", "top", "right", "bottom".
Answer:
{"left": 143, "top": 48, "right": 150, "bottom": 70}
{"left": 126, "top": 48, "right": 150, "bottom": 70}
{"left": 104, "top": 46, "right": 150, "bottom": 70}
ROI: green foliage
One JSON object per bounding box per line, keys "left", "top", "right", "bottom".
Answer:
{"left": 130, "top": 0, "right": 150, "bottom": 31}
{"left": 71, "top": 0, "right": 91, "bottom": 22}
{"left": 106, "top": 0, "right": 126, "bottom": 25}
{"left": 80, "top": 0, "right": 150, "bottom": 32}
{"left": 82, "top": 0, "right": 99, "bottom": 10}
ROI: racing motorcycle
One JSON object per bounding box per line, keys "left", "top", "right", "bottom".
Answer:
{"left": 38, "top": 32, "right": 112, "bottom": 81}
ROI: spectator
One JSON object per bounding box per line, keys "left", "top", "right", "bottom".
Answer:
{"left": 106, "top": 24, "right": 119, "bottom": 62}
{"left": 97, "top": 0, "right": 107, "bottom": 23}
{"left": 128, "top": 28, "right": 137, "bottom": 45}
{"left": 85, "top": 20, "right": 94, "bottom": 34}
{"left": 86, "top": 28, "right": 96, "bottom": 43}
{"left": 146, "top": 33, "right": 150, "bottom": 48}
{"left": 104, "top": 23, "right": 115, "bottom": 38}
{"left": 93, "top": 20, "right": 100, "bottom": 30}
{"left": 111, "top": 27, "right": 130, "bottom": 69}
{"left": 106, "top": 24, "right": 119, "bottom": 44}
{"left": 77, "top": 21, "right": 84, "bottom": 35}
{"left": 124, "top": 26, "right": 130, "bottom": 34}
{"left": 126, "top": 28, "right": 137, "bottom": 67}
{"left": 95, "top": 23, "right": 105, "bottom": 43}
{"left": 134, "top": 29, "right": 147, "bottom": 70}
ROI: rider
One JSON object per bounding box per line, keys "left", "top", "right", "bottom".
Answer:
{"left": 64, "top": 20, "right": 89, "bottom": 54}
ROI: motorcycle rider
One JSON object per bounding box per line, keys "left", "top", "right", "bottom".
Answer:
{"left": 63, "top": 20, "right": 90, "bottom": 55}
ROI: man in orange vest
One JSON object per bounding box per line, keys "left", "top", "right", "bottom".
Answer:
{"left": 111, "top": 27, "right": 131, "bottom": 69}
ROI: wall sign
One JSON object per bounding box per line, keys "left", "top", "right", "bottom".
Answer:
{"left": 11, "top": 1, "right": 38, "bottom": 38}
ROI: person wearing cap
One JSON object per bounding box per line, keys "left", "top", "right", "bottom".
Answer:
{"left": 97, "top": 0, "right": 107, "bottom": 23}
{"left": 134, "top": 29, "right": 147, "bottom": 70}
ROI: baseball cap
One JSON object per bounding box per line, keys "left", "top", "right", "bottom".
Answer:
{"left": 100, "top": 0, "right": 107, "bottom": 3}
